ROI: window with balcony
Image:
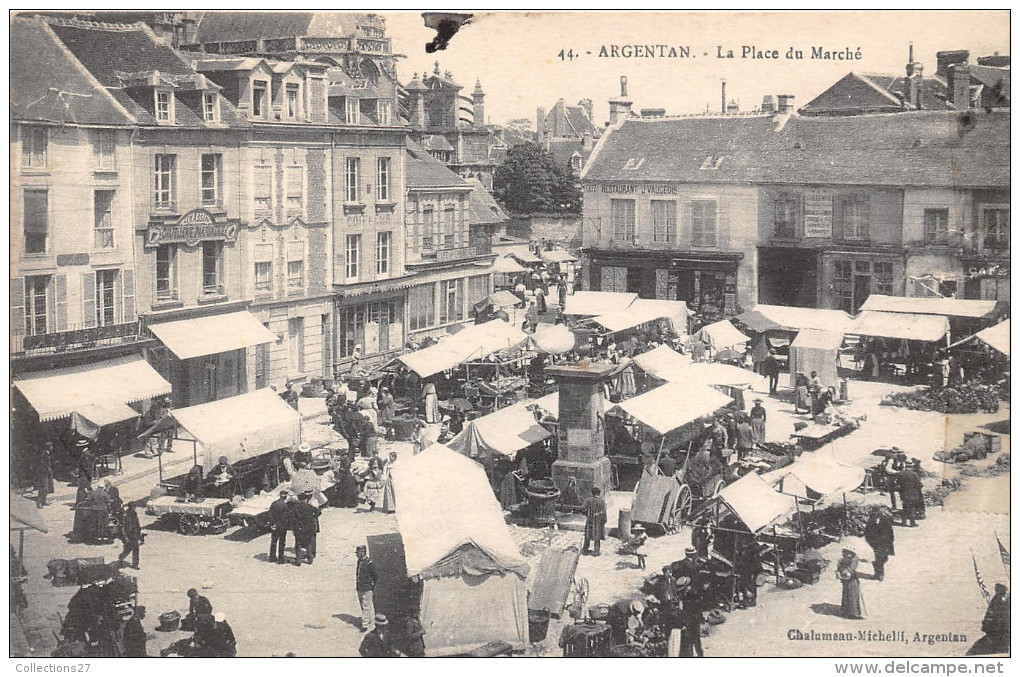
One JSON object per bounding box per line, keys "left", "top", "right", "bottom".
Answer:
{"left": 96, "top": 269, "right": 117, "bottom": 327}
{"left": 345, "top": 97, "right": 360, "bottom": 124}
{"left": 285, "top": 166, "right": 304, "bottom": 217}
{"left": 377, "top": 99, "right": 392, "bottom": 125}
{"left": 611, "top": 199, "right": 635, "bottom": 243}
{"left": 346, "top": 234, "right": 361, "bottom": 279}
{"left": 253, "top": 164, "right": 273, "bottom": 217}
{"left": 285, "top": 84, "right": 300, "bottom": 119}
{"left": 254, "top": 243, "right": 274, "bottom": 294}
{"left": 24, "top": 276, "right": 49, "bottom": 336}
{"left": 153, "top": 154, "right": 176, "bottom": 210}
{"left": 201, "top": 154, "right": 222, "bottom": 207}
{"left": 377, "top": 158, "right": 390, "bottom": 200}
{"left": 92, "top": 130, "right": 115, "bottom": 170}
{"left": 155, "top": 89, "right": 175, "bottom": 123}
{"left": 408, "top": 283, "right": 435, "bottom": 330}
{"left": 23, "top": 189, "right": 49, "bottom": 254}
{"left": 651, "top": 200, "right": 676, "bottom": 243}
{"left": 775, "top": 198, "right": 797, "bottom": 237}
{"left": 345, "top": 157, "right": 361, "bottom": 202}
{"left": 155, "top": 244, "right": 178, "bottom": 301}
{"left": 982, "top": 206, "right": 1010, "bottom": 249}
{"left": 440, "top": 278, "right": 464, "bottom": 324}
{"left": 94, "top": 190, "right": 115, "bottom": 249}
{"left": 287, "top": 240, "right": 305, "bottom": 291}
{"left": 422, "top": 207, "right": 435, "bottom": 249}
{"left": 691, "top": 200, "right": 718, "bottom": 247}
{"left": 21, "top": 126, "right": 47, "bottom": 170}
{"left": 923, "top": 208, "right": 949, "bottom": 244}
{"left": 252, "top": 81, "right": 268, "bottom": 118}
{"left": 376, "top": 232, "right": 391, "bottom": 275}
{"left": 202, "top": 241, "right": 222, "bottom": 294}
{"left": 203, "top": 93, "right": 219, "bottom": 123}
{"left": 841, "top": 197, "right": 871, "bottom": 240}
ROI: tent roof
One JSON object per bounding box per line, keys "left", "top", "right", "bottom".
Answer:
{"left": 717, "top": 473, "right": 797, "bottom": 533}
{"left": 149, "top": 311, "right": 278, "bottom": 360}
{"left": 791, "top": 329, "right": 846, "bottom": 351}
{"left": 399, "top": 320, "right": 528, "bottom": 377}
{"left": 859, "top": 294, "right": 1000, "bottom": 320}
{"left": 684, "top": 363, "right": 763, "bottom": 387}
{"left": 736, "top": 305, "right": 853, "bottom": 333}
{"left": 510, "top": 250, "right": 542, "bottom": 264}
{"left": 590, "top": 299, "right": 691, "bottom": 334}
{"left": 697, "top": 320, "right": 750, "bottom": 350}
{"left": 762, "top": 453, "right": 866, "bottom": 498}
{"left": 540, "top": 249, "right": 578, "bottom": 264}
{"left": 610, "top": 382, "right": 732, "bottom": 436}
{"left": 974, "top": 319, "right": 1010, "bottom": 356}
{"left": 490, "top": 255, "right": 529, "bottom": 274}
{"left": 447, "top": 392, "right": 558, "bottom": 459}
{"left": 10, "top": 492, "right": 48, "bottom": 533}
{"left": 531, "top": 324, "right": 576, "bottom": 355}
{"left": 564, "top": 291, "right": 638, "bottom": 317}
{"left": 391, "top": 444, "right": 529, "bottom": 578}
{"left": 849, "top": 310, "right": 950, "bottom": 342}
{"left": 632, "top": 344, "right": 693, "bottom": 382}
{"left": 489, "top": 290, "right": 524, "bottom": 308}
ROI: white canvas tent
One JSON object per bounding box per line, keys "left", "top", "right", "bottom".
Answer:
{"left": 788, "top": 329, "right": 844, "bottom": 386}
{"left": 696, "top": 320, "right": 751, "bottom": 351}
{"left": 564, "top": 291, "right": 638, "bottom": 317}
{"left": 398, "top": 320, "right": 529, "bottom": 378}
{"left": 762, "top": 453, "right": 866, "bottom": 500}
{"left": 849, "top": 311, "right": 950, "bottom": 343}
{"left": 633, "top": 345, "right": 763, "bottom": 388}
{"left": 715, "top": 473, "right": 798, "bottom": 533}
{"left": 735, "top": 305, "right": 853, "bottom": 334}
{"left": 609, "top": 382, "right": 732, "bottom": 436}
{"left": 859, "top": 294, "right": 1000, "bottom": 320}
{"left": 589, "top": 298, "right": 691, "bottom": 336}
{"left": 447, "top": 392, "right": 558, "bottom": 460}
{"left": 950, "top": 319, "right": 1010, "bottom": 357}
{"left": 392, "top": 445, "right": 530, "bottom": 654}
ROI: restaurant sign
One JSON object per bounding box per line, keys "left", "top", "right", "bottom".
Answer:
{"left": 146, "top": 209, "right": 238, "bottom": 248}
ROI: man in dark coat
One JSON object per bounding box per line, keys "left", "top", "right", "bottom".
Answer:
{"left": 83, "top": 482, "right": 111, "bottom": 542}
{"left": 117, "top": 502, "right": 143, "bottom": 569}
{"left": 359, "top": 614, "right": 400, "bottom": 657}
{"left": 355, "top": 545, "right": 379, "bottom": 631}
{"left": 268, "top": 490, "right": 289, "bottom": 564}
{"left": 72, "top": 482, "right": 91, "bottom": 542}
{"left": 863, "top": 507, "right": 895, "bottom": 581}
{"left": 679, "top": 593, "right": 705, "bottom": 657}
{"left": 289, "top": 495, "right": 319, "bottom": 566}
{"left": 35, "top": 442, "right": 55, "bottom": 508}
{"left": 122, "top": 606, "right": 148, "bottom": 657}
{"left": 581, "top": 487, "right": 607, "bottom": 556}
{"left": 762, "top": 354, "right": 781, "bottom": 395}
{"left": 897, "top": 467, "right": 925, "bottom": 527}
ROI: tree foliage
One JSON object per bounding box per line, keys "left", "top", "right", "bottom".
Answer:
{"left": 493, "top": 142, "right": 582, "bottom": 215}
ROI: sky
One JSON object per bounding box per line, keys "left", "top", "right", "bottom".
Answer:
{"left": 382, "top": 11, "right": 1010, "bottom": 127}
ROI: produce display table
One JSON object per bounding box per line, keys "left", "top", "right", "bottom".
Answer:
{"left": 230, "top": 474, "right": 337, "bottom": 531}
{"left": 790, "top": 421, "right": 858, "bottom": 450}
{"left": 146, "top": 496, "right": 232, "bottom": 535}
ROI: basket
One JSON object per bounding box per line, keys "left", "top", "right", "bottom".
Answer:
{"left": 528, "top": 608, "right": 551, "bottom": 642}
{"left": 158, "top": 610, "right": 181, "bottom": 632}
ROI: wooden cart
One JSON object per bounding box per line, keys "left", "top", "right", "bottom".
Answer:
{"left": 631, "top": 470, "right": 688, "bottom": 534}
{"left": 146, "top": 496, "right": 233, "bottom": 535}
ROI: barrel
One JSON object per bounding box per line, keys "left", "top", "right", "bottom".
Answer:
{"left": 839, "top": 378, "right": 849, "bottom": 402}
{"left": 528, "top": 608, "right": 551, "bottom": 642}
{"left": 618, "top": 509, "right": 632, "bottom": 540}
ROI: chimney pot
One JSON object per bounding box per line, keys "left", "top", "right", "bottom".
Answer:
{"left": 721, "top": 80, "right": 727, "bottom": 114}
{"left": 777, "top": 94, "right": 795, "bottom": 114}
{"left": 620, "top": 76, "right": 628, "bottom": 98}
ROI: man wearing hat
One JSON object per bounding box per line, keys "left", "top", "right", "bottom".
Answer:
{"left": 117, "top": 501, "right": 143, "bottom": 570}
{"left": 35, "top": 441, "right": 55, "bottom": 508}
{"left": 268, "top": 490, "right": 290, "bottom": 564}
{"left": 581, "top": 487, "right": 607, "bottom": 557}
{"left": 359, "top": 614, "right": 400, "bottom": 657}
{"left": 355, "top": 545, "right": 379, "bottom": 631}
{"left": 75, "top": 438, "right": 94, "bottom": 486}
{"left": 293, "top": 442, "right": 313, "bottom": 468}
{"left": 290, "top": 494, "right": 320, "bottom": 566}
{"left": 207, "top": 456, "right": 237, "bottom": 498}
{"left": 749, "top": 399, "right": 767, "bottom": 445}
{"left": 679, "top": 593, "right": 705, "bottom": 657}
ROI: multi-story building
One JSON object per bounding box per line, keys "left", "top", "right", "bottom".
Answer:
{"left": 537, "top": 97, "right": 601, "bottom": 173}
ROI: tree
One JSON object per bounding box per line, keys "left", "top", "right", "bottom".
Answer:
{"left": 493, "top": 142, "right": 582, "bottom": 215}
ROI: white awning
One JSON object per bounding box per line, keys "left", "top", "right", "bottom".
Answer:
{"left": 171, "top": 389, "right": 301, "bottom": 468}
{"left": 149, "top": 311, "right": 278, "bottom": 360}
{"left": 632, "top": 345, "right": 762, "bottom": 387}
{"left": 632, "top": 344, "right": 693, "bottom": 382}
{"left": 590, "top": 299, "right": 690, "bottom": 334}
{"left": 14, "top": 355, "right": 172, "bottom": 422}
{"left": 531, "top": 324, "right": 576, "bottom": 355}
{"left": 762, "top": 452, "right": 866, "bottom": 499}
{"left": 735, "top": 305, "right": 853, "bottom": 333}
{"left": 791, "top": 329, "right": 846, "bottom": 351}
{"left": 951, "top": 319, "right": 1010, "bottom": 357}
{"left": 610, "top": 382, "right": 732, "bottom": 436}
{"left": 717, "top": 473, "right": 798, "bottom": 533}
{"left": 491, "top": 255, "right": 529, "bottom": 274}
{"left": 860, "top": 294, "right": 1000, "bottom": 320}
{"left": 398, "top": 320, "right": 528, "bottom": 378}
{"left": 564, "top": 291, "right": 638, "bottom": 317}
{"left": 540, "top": 249, "right": 577, "bottom": 264}
{"left": 696, "top": 320, "right": 750, "bottom": 350}
{"left": 849, "top": 311, "right": 950, "bottom": 342}
{"left": 489, "top": 290, "right": 524, "bottom": 308}
{"left": 447, "top": 392, "right": 557, "bottom": 459}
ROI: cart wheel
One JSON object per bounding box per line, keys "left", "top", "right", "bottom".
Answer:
{"left": 712, "top": 479, "right": 725, "bottom": 498}
{"left": 672, "top": 485, "right": 693, "bottom": 531}
{"left": 572, "top": 577, "right": 590, "bottom": 610}
{"left": 178, "top": 514, "right": 201, "bottom": 536}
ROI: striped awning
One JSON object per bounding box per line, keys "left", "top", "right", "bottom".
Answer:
{"left": 14, "top": 355, "right": 171, "bottom": 422}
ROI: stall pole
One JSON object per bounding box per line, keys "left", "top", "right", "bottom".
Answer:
{"left": 773, "top": 525, "right": 781, "bottom": 585}
{"left": 19, "top": 529, "right": 25, "bottom": 561}
{"left": 841, "top": 492, "right": 849, "bottom": 540}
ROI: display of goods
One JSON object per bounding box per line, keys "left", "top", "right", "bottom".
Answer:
{"left": 923, "top": 477, "right": 964, "bottom": 506}
{"left": 880, "top": 381, "right": 1002, "bottom": 414}
{"left": 784, "top": 502, "right": 870, "bottom": 539}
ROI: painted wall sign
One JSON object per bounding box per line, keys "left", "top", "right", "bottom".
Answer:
{"left": 56, "top": 253, "right": 90, "bottom": 266}
{"left": 146, "top": 209, "right": 238, "bottom": 247}
{"left": 584, "top": 183, "right": 680, "bottom": 195}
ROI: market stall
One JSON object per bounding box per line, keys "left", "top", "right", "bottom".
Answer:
{"left": 447, "top": 392, "right": 558, "bottom": 463}
{"left": 735, "top": 305, "right": 853, "bottom": 335}
{"left": 696, "top": 320, "right": 751, "bottom": 355}
{"left": 788, "top": 329, "right": 845, "bottom": 387}
{"left": 582, "top": 299, "right": 692, "bottom": 340}
{"left": 949, "top": 318, "right": 1010, "bottom": 357}
{"left": 398, "top": 320, "right": 529, "bottom": 379}
{"left": 563, "top": 291, "right": 638, "bottom": 318}
{"left": 762, "top": 453, "right": 866, "bottom": 504}
{"left": 391, "top": 444, "right": 531, "bottom": 655}
{"left": 859, "top": 294, "right": 1003, "bottom": 337}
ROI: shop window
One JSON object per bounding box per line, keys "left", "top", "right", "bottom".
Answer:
{"left": 408, "top": 283, "right": 436, "bottom": 330}
{"left": 440, "top": 278, "right": 464, "bottom": 324}
{"left": 775, "top": 198, "right": 797, "bottom": 237}
{"left": 691, "top": 200, "right": 717, "bottom": 247}
{"left": 651, "top": 200, "right": 676, "bottom": 243}
{"left": 833, "top": 260, "right": 854, "bottom": 314}
{"left": 923, "top": 208, "right": 949, "bottom": 243}
{"left": 982, "top": 207, "right": 1009, "bottom": 249}
{"left": 340, "top": 305, "right": 365, "bottom": 358}
{"left": 24, "top": 275, "right": 49, "bottom": 336}
{"left": 842, "top": 197, "right": 871, "bottom": 240}
{"left": 611, "top": 199, "right": 635, "bottom": 243}
{"left": 156, "top": 244, "right": 178, "bottom": 301}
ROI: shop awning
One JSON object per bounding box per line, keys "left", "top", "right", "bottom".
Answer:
{"left": 950, "top": 319, "right": 1010, "bottom": 357}
{"left": 716, "top": 473, "right": 798, "bottom": 533}
{"left": 71, "top": 402, "right": 142, "bottom": 441}
{"left": 447, "top": 392, "right": 558, "bottom": 460}
{"left": 491, "top": 256, "right": 529, "bottom": 275}
{"left": 632, "top": 345, "right": 761, "bottom": 387}
{"left": 171, "top": 389, "right": 301, "bottom": 468}
{"left": 791, "top": 329, "right": 846, "bottom": 351}
{"left": 540, "top": 249, "right": 577, "bottom": 264}
{"left": 609, "top": 382, "right": 732, "bottom": 436}
{"left": 849, "top": 311, "right": 950, "bottom": 342}
{"left": 399, "top": 320, "right": 528, "bottom": 378}
{"left": 632, "top": 345, "right": 693, "bottom": 382}
{"left": 531, "top": 324, "right": 576, "bottom": 355}
{"left": 735, "top": 305, "right": 853, "bottom": 334}
{"left": 489, "top": 290, "right": 524, "bottom": 308}
{"left": 14, "top": 355, "right": 172, "bottom": 423}
{"left": 859, "top": 294, "right": 1001, "bottom": 320}
{"left": 589, "top": 299, "right": 691, "bottom": 334}
{"left": 149, "top": 311, "right": 278, "bottom": 360}
{"left": 564, "top": 291, "right": 638, "bottom": 317}
{"left": 696, "top": 320, "right": 750, "bottom": 350}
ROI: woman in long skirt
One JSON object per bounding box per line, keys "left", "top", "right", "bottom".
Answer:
{"left": 794, "top": 372, "right": 811, "bottom": 413}
{"left": 837, "top": 548, "right": 865, "bottom": 619}
{"left": 423, "top": 382, "right": 440, "bottom": 424}
{"left": 380, "top": 453, "right": 397, "bottom": 513}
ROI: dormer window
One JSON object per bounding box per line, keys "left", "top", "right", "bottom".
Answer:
{"left": 155, "top": 89, "right": 175, "bottom": 123}
{"left": 345, "top": 97, "right": 360, "bottom": 125}
{"left": 285, "top": 84, "right": 300, "bottom": 119}
{"left": 623, "top": 158, "right": 645, "bottom": 171}
{"left": 252, "top": 80, "right": 269, "bottom": 119}
{"left": 700, "top": 155, "right": 725, "bottom": 170}
{"left": 377, "top": 99, "right": 391, "bottom": 125}
{"left": 203, "top": 93, "right": 219, "bottom": 123}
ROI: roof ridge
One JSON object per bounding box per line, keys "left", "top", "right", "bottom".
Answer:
{"left": 854, "top": 73, "right": 908, "bottom": 106}
{"left": 42, "top": 15, "right": 143, "bottom": 31}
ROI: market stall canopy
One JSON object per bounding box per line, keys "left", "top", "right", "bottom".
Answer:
{"left": 632, "top": 344, "right": 693, "bottom": 382}
{"left": 849, "top": 311, "right": 950, "bottom": 342}
{"left": 788, "top": 329, "right": 844, "bottom": 386}
{"left": 685, "top": 363, "right": 764, "bottom": 387}
{"left": 590, "top": 299, "right": 691, "bottom": 334}
{"left": 735, "top": 305, "right": 853, "bottom": 334}
{"left": 531, "top": 324, "right": 577, "bottom": 355}
{"left": 489, "top": 290, "right": 524, "bottom": 308}
{"left": 696, "top": 320, "right": 750, "bottom": 351}
{"left": 491, "top": 255, "right": 529, "bottom": 274}
{"left": 859, "top": 294, "right": 1001, "bottom": 320}
{"left": 447, "top": 392, "right": 558, "bottom": 460}
{"left": 399, "top": 320, "right": 528, "bottom": 378}
{"left": 511, "top": 250, "right": 542, "bottom": 264}
{"left": 609, "top": 382, "right": 732, "bottom": 436}
{"left": 717, "top": 473, "right": 798, "bottom": 533}
{"left": 391, "top": 444, "right": 530, "bottom": 578}
{"left": 540, "top": 249, "right": 578, "bottom": 264}
{"left": 170, "top": 389, "right": 301, "bottom": 468}
{"left": 10, "top": 492, "right": 48, "bottom": 533}
{"left": 763, "top": 453, "right": 866, "bottom": 499}
{"left": 149, "top": 310, "right": 278, "bottom": 360}
{"left": 14, "top": 355, "right": 172, "bottom": 423}
{"left": 71, "top": 402, "right": 143, "bottom": 441}
{"left": 950, "top": 319, "right": 1010, "bottom": 357}
{"left": 632, "top": 345, "right": 761, "bottom": 386}
{"left": 564, "top": 291, "right": 638, "bottom": 317}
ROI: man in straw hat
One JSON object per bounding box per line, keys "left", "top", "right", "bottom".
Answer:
{"left": 359, "top": 614, "right": 401, "bottom": 657}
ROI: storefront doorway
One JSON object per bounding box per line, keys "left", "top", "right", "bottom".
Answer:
{"left": 757, "top": 248, "right": 818, "bottom": 307}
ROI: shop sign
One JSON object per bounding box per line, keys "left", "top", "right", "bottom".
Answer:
{"left": 584, "top": 183, "right": 679, "bottom": 195}
{"left": 146, "top": 209, "right": 238, "bottom": 247}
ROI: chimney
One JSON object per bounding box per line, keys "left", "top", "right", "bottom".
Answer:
{"left": 760, "top": 94, "right": 777, "bottom": 114}
{"left": 721, "top": 80, "right": 727, "bottom": 113}
{"left": 577, "top": 98, "right": 593, "bottom": 121}
{"left": 977, "top": 52, "right": 1010, "bottom": 68}
{"left": 582, "top": 131, "right": 593, "bottom": 151}
{"left": 908, "top": 63, "right": 924, "bottom": 109}
{"left": 905, "top": 42, "right": 917, "bottom": 77}
{"left": 777, "top": 94, "right": 795, "bottom": 114}
{"left": 936, "top": 49, "right": 970, "bottom": 78}
{"left": 608, "top": 75, "right": 632, "bottom": 125}
{"left": 536, "top": 107, "right": 546, "bottom": 138}
{"left": 726, "top": 100, "right": 739, "bottom": 114}
{"left": 949, "top": 62, "right": 972, "bottom": 110}
{"left": 472, "top": 79, "right": 485, "bottom": 127}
